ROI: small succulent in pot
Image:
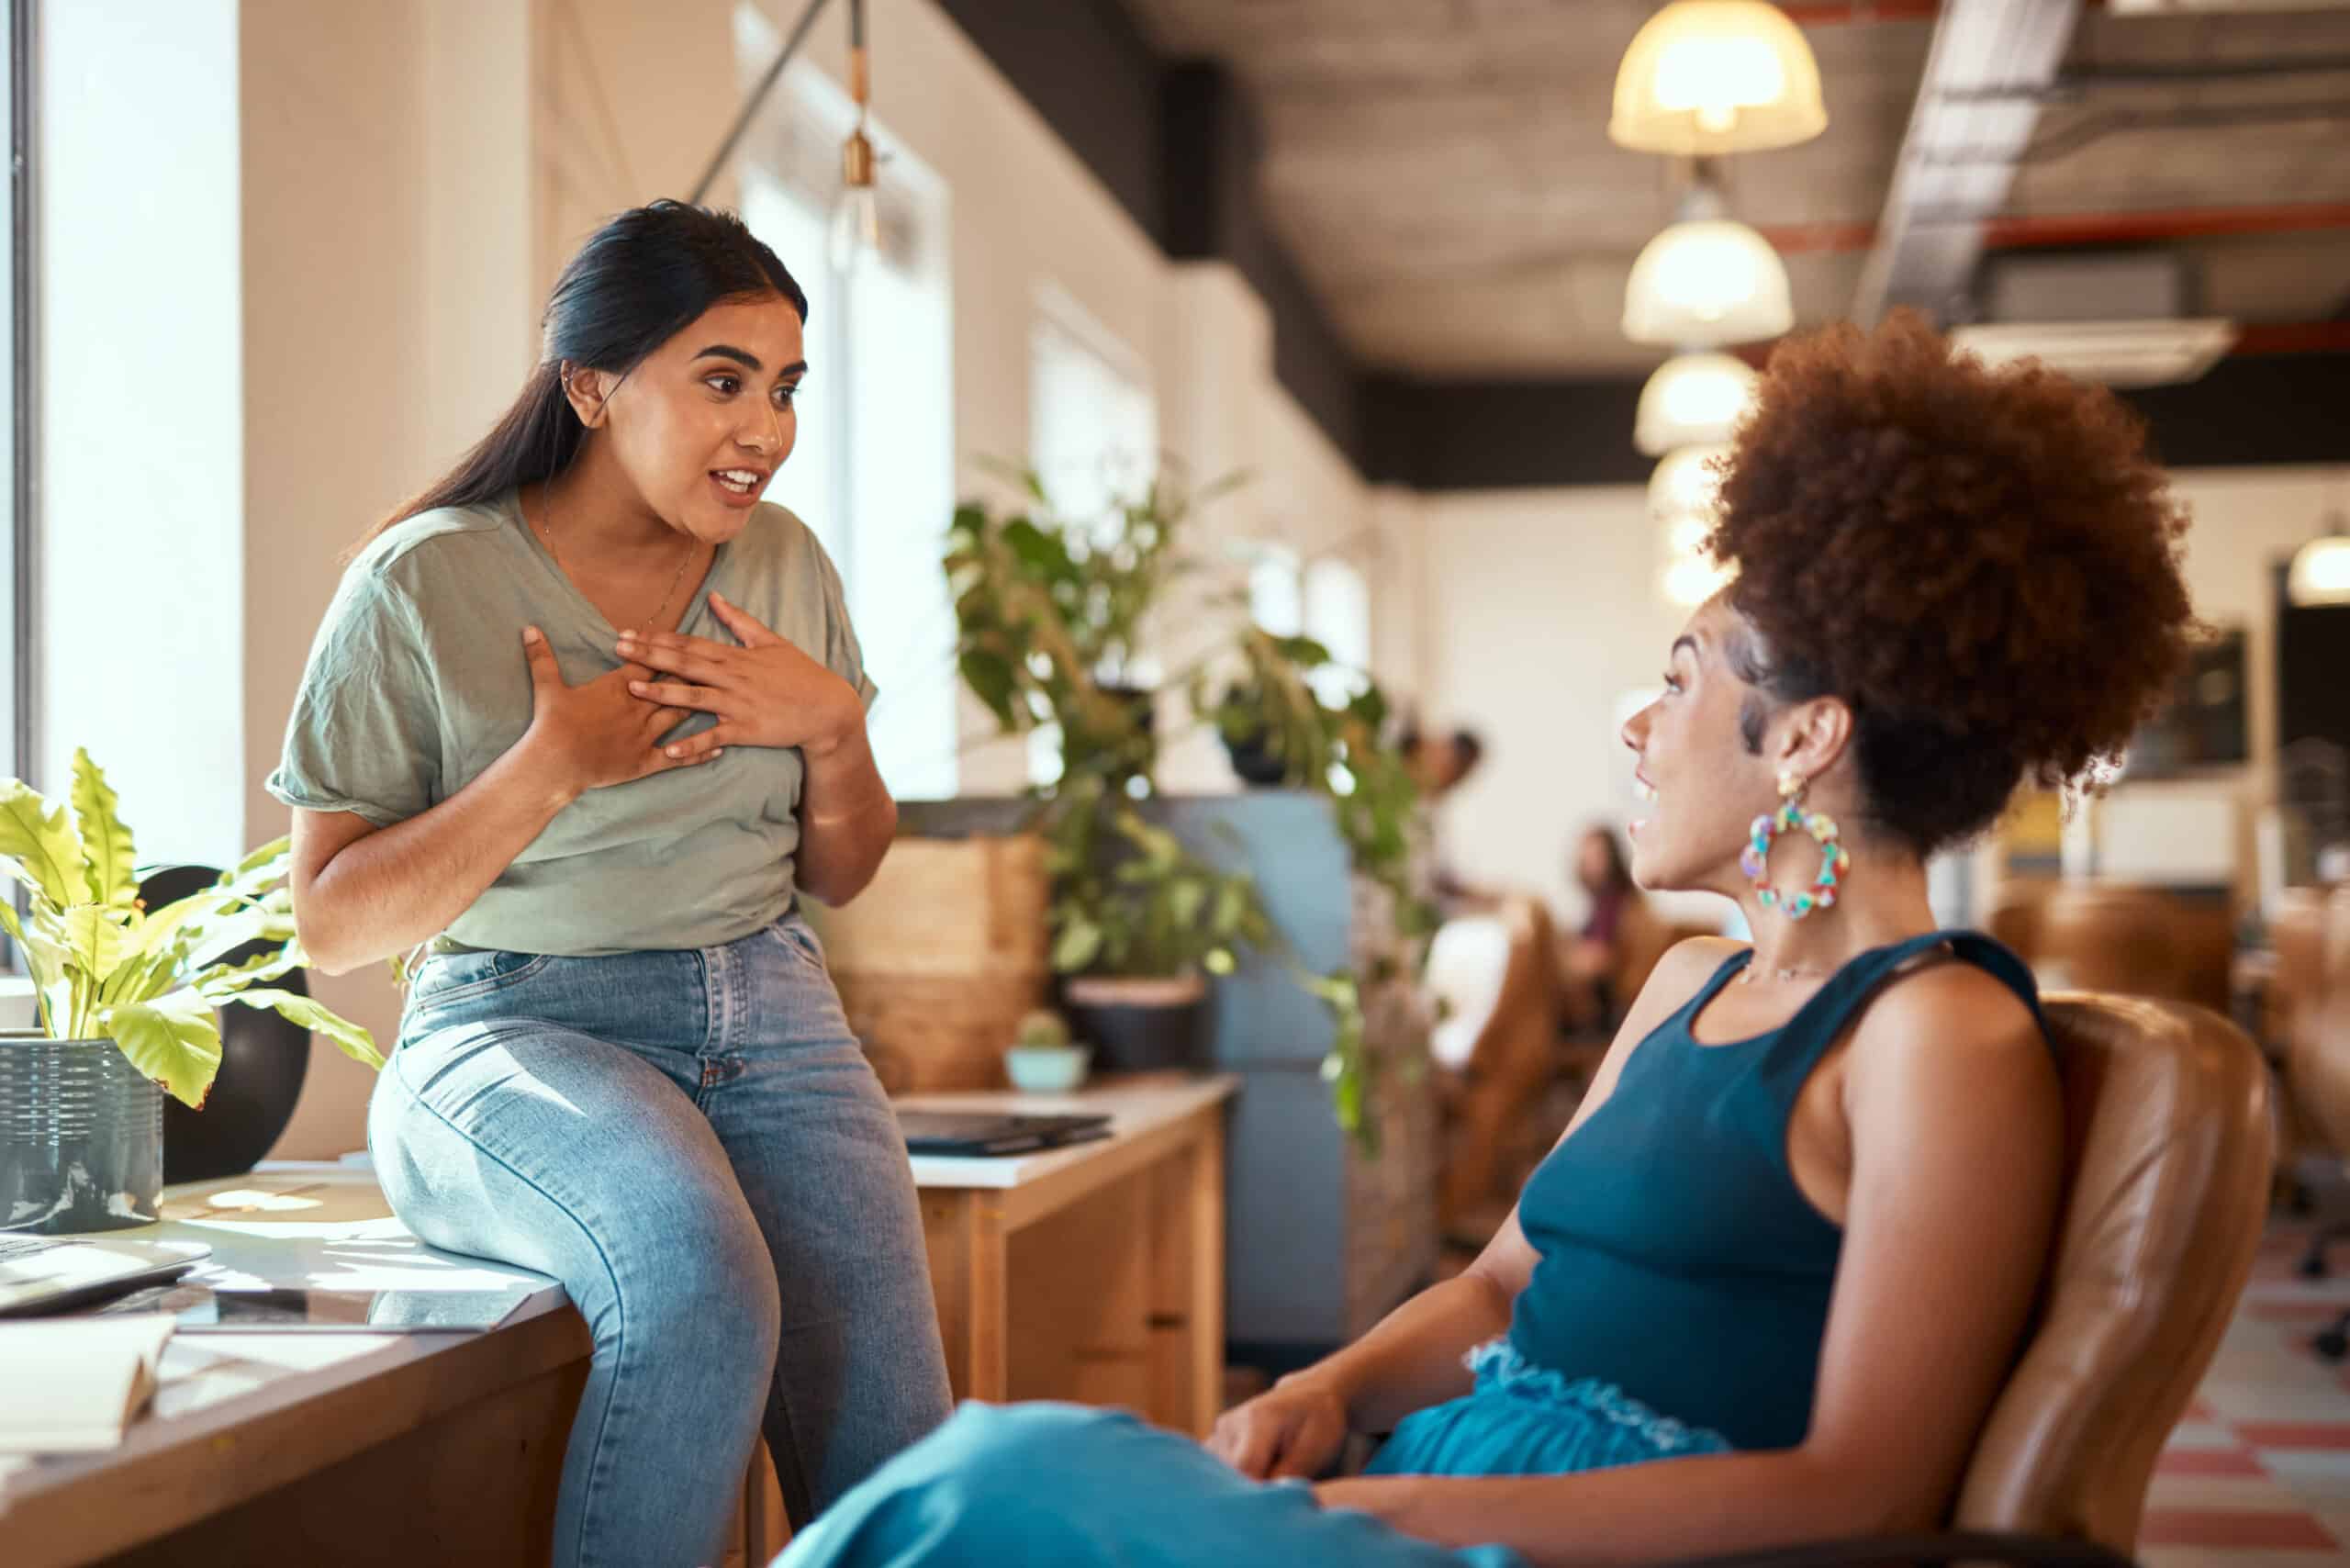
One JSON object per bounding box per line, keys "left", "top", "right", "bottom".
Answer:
{"left": 1003, "top": 1007, "right": 1091, "bottom": 1094}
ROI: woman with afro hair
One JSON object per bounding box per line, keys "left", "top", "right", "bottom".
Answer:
{"left": 771, "top": 313, "right": 2198, "bottom": 1568}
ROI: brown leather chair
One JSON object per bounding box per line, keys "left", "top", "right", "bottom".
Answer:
{"left": 2032, "top": 883, "right": 2235, "bottom": 1019}
{"left": 2266, "top": 887, "right": 2333, "bottom": 1210}
{"left": 1986, "top": 878, "right": 2058, "bottom": 967}
{"left": 1671, "top": 993, "right": 2272, "bottom": 1568}
{"left": 1434, "top": 896, "right": 1562, "bottom": 1243}
{"left": 2286, "top": 886, "right": 2350, "bottom": 1298}
{"left": 1604, "top": 902, "right": 1719, "bottom": 1037}
{"left": 2267, "top": 887, "right": 2329, "bottom": 1054}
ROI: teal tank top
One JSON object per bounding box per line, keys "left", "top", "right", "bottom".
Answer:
{"left": 1505, "top": 929, "right": 2046, "bottom": 1451}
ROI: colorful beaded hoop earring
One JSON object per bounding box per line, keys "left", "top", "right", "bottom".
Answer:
{"left": 1740, "top": 770, "right": 1848, "bottom": 921}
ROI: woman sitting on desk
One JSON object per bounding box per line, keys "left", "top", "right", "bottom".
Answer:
{"left": 775, "top": 312, "right": 2197, "bottom": 1568}
{"left": 273, "top": 202, "right": 949, "bottom": 1568}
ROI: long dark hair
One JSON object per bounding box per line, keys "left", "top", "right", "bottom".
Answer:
{"left": 354, "top": 200, "right": 808, "bottom": 555}
{"left": 1579, "top": 823, "right": 1633, "bottom": 896}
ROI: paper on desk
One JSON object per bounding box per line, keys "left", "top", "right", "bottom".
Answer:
{"left": 0, "top": 1314, "right": 175, "bottom": 1452}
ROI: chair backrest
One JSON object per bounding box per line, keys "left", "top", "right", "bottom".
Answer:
{"left": 1460, "top": 895, "right": 1561, "bottom": 1089}
{"left": 1435, "top": 897, "right": 1562, "bottom": 1231}
{"left": 2287, "top": 886, "right": 2350, "bottom": 1156}
{"left": 1985, "top": 877, "right": 2058, "bottom": 965}
{"left": 2032, "top": 883, "right": 2234, "bottom": 1017}
{"left": 2326, "top": 883, "right": 2350, "bottom": 992}
{"left": 1606, "top": 901, "right": 1717, "bottom": 1021}
{"left": 1956, "top": 993, "right": 2273, "bottom": 1554}
{"left": 2271, "top": 887, "right": 2330, "bottom": 1042}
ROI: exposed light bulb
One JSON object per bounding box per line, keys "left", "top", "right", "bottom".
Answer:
{"left": 1655, "top": 34, "right": 1786, "bottom": 130}
{"left": 830, "top": 120, "right": 880, "bottom": 274}
{"left": 830, "top": 179, "right": 880, "bottom": 274}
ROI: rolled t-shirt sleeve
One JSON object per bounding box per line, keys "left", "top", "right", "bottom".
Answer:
{"left": 811, "top": 533, "right": 878, "bottom": 712}
{"left": 266, "top": 566, "right": 441, "bottom": 827}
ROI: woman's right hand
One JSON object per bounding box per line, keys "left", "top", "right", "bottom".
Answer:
{"left": 1206, "top": 1375, "right": 1351, "bottom": 1480}
{"left": 520, "top": 625, "right": 712, "bottom": 797}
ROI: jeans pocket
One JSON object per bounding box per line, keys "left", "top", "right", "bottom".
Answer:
{"left": 773, "top": 917, "right": 827, "bottom": 969}
{"left": 409, "top": 949, "right": 554, "bottom": 1012}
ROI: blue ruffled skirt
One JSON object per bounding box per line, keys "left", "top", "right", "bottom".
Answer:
{"left": 774, "top": 1340, "right": 1729, "bottom": 1568}
{"left": 1367, "top": 1338, "right": 1733, "bottom": 1477}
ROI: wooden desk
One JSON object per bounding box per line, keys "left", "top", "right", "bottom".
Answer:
{"left": 0, "top": 1167, "right": 584, "bottom": 1568}
{"left": 5, "top": 1075, "right": 1237, "bottom": 1566}
{"left": 903, "top": 1074, "right": 1237, "bottom": 1438}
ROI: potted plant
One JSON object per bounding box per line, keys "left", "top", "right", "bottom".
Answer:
{"left": 1, "top": 751, "right": 381, "bottom": 1234}
{"left": 1002, "top": 1007, "right": 1091, "bottom": 1093}
{"left": 946, "top": 468, "right": 1415, "bottom": 1147}
{"left": 1043, "top": 782, "right": 1273, "bottom": 1075}
{"left": 1201, "top": 627, "right": 1438, "bottom": 944}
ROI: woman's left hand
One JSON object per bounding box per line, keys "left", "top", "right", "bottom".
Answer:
{"left": 615, "top": 592, "right": 860, "bottom": 761}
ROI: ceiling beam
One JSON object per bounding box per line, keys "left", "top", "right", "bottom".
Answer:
{"left": 1853, "top": 0, "right": 2085, "bottom": 321}
{"left": 1762, "top": 200, "right": 2350, "bottom": 254}
{"left": 1779, "top": 2, "right": 1944, "bottom": 21}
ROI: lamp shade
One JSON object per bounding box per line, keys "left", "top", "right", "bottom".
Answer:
{"left": 1610, "top": 2, "right": 1828, "bottom": 156}
{"left": 1662, "top": 552, "right": 1734, "bottom": 607}
{"left": 2288, "top": 527, "right": 2350, "bottom": 608}
{"left": 1623, "top": 218, "right": 1793, "bottom": 346}
{"left": 1648, "top": 444, "right": 1731, "bottom": 522}
{"left": 1635, "top": 353, "right": 1759, "bottom": 455}
{"left": 1662, "top": 510, "right": 1714, "bottom": 556}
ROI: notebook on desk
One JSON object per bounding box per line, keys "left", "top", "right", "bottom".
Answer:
{"left": 895, "top": 1110, "right": 1113, "bottom": 1158}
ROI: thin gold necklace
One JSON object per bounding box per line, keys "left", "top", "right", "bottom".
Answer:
{"left": 1739, "top": 959, "right": 1827, "bottom": 986}
{"left": 532, "top": 485, "right": 699, "bottom": 632}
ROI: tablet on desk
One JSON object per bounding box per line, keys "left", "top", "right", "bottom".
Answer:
{"left": 88, "top": 1282, "right": 528, "bottom": 1333}
{"left": 896, "top": 1110, "right": 1113, "bottom": 1158}
{"left": 0, "top": 1236, "right": 211, "bottom": 1317}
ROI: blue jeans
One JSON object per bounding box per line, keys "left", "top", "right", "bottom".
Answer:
{"left": 369, "top": 914, "right": 953, "bottom": 1568}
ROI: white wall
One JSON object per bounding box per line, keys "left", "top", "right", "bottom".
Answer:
{"left": 39, "top": 0, "right": 244, "bottom": 868}
{"left": 1413, "top": 485, "right": 1706, "bottom": 925}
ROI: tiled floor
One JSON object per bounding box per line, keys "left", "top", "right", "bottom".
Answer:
{"left": 2144, "top": 1216, "right": 2350, "bottom": 1568}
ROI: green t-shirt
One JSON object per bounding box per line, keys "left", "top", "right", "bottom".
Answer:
{"left": 267, "top": 489, "right": 875, "bottom": 957}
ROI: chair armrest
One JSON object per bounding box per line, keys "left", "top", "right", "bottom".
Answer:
{"left": 1657, "top": 1530, "right": 2139, "bottom": 1568}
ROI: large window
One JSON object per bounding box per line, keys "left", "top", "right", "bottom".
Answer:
{"left": 1030, "top": 283, "right": 1156, "bottom": 526}
{"left": 3, "top": 0, "right": 26, "bottom": 989}
{"left": 5, "top": 0, "right": 26, "bottom": 793}
{"left": 735, "top": 39, "right": 957, "bottom": 801}
{"left": 1024, "top": 287, "right": 1158, "bottom": 786}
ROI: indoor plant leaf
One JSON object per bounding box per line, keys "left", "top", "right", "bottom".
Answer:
{"left": 193, "top": 945, "right": 307, "bottom": 1000}
{"left": 957, "top": 650, "right": 1021, "bottom": 729}
{"left": 69, "top": 750, "right": 139, "bottom": 911}
{"left": 59, "top": 906, "right": 132, "bottom": 991}
{"left": 1052, "top": 918, "right": 1105, "bottom": 975}
{"left": 0, "top": 779, "right": 86, "bottom": 910}
{"left": 106, "top": 999, "right": 224, "bottom": 1109}
{"left": 220, "top": 988, "right": 385, "bottom": 1070}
